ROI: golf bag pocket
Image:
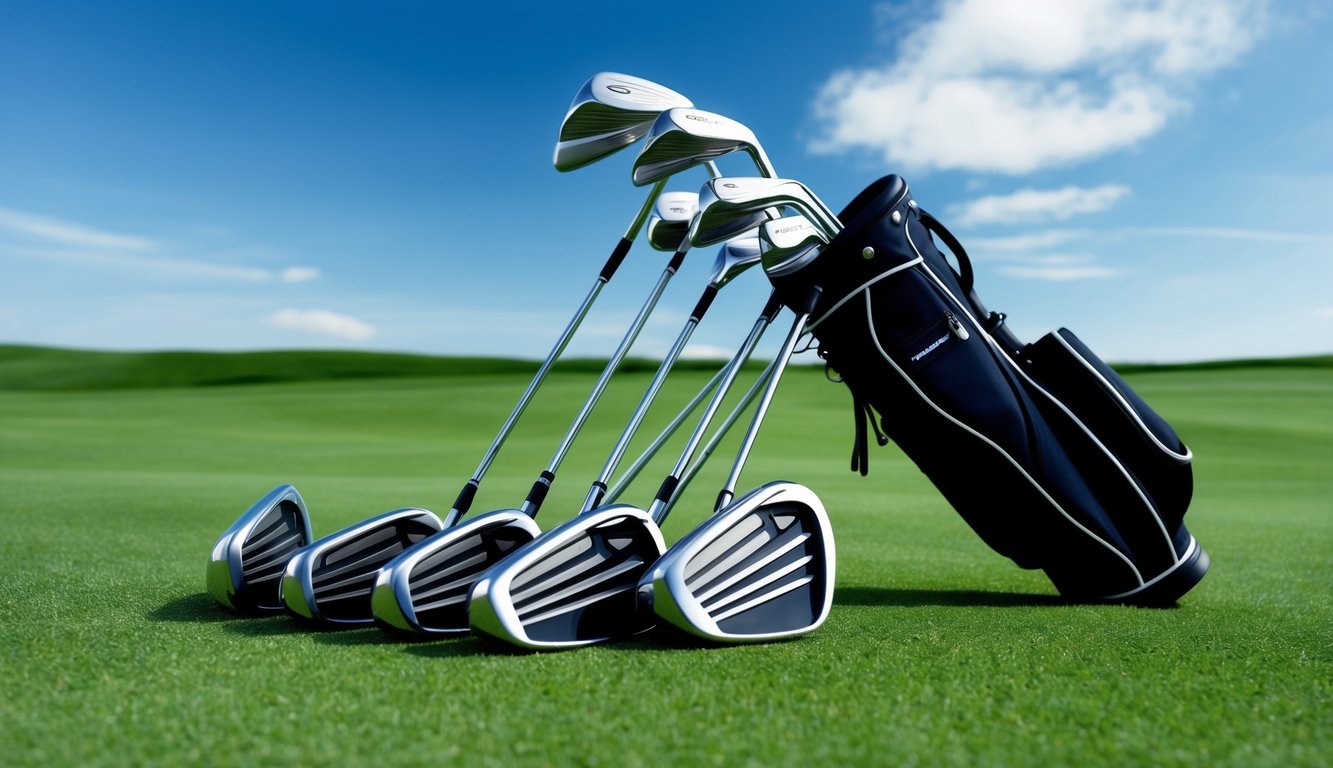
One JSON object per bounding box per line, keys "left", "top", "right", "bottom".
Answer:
{"left": 1021, "top": 328, "right": 1193, "bottom": 528}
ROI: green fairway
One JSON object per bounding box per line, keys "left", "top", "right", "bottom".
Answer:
{"left": 1, "top": 350, "right": 1328, "bottom": 766}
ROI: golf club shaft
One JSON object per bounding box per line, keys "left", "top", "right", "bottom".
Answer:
{"left": 519, "top": 243, "right": 691, "bottom": 517}
{"left": 446, "top": 179, "right": 669, "bottom": 526}
{"left": 647, "top": 292, "right": 784, "bottom": 524}
{"left": 665, "top": 356, "right": 777, "bottom": 511}
{"left": 601, "top": 364, "right": 727, "bottom": 505}
{"left": 580, "top": 276, "right": 733, "bottom": 513}
{"left": 714, "top": 303, "right": 815, "bottom": 512}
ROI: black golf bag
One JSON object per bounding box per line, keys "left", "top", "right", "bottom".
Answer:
{"left": 767, "top": 175, "right": 1208, "bottom": 605}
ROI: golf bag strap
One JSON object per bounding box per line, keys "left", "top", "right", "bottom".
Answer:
{"left": 918, "top": 209, "right": 992, "bottom": 321}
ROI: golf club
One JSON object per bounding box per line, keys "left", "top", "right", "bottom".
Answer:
{"left": 371, "top": 233, "right": 767, "bottom": 635}
{"left": 207, "top": 484, "right": 313, "bottom": 614}
{"left": 465, "top": 291, "right": 788, "bottom": 650}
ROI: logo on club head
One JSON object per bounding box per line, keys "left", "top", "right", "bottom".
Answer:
{"left": 723, "top": 183, "right": 739, "bottom": 188}
{"left": 774, "top": 224, "right": 808, "bottom": 235}
{"left": 669, "top": 207, "right": 687, "bottom": 214}
{"left": 606, "top": 85, "right": 633, "bottom": 95}
{"left": 685, "top": 113, "right": 722, "bottom": 125}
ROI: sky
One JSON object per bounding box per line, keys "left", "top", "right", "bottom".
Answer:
{"left": 2, "top": 0, "right": 1331, "bottom": 364}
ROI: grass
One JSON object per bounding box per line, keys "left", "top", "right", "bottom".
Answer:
{"left": 0, "top": 348, "right": 1328, "bottom": 766}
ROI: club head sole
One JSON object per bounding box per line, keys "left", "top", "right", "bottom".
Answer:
{"left": 207, "top": 484, "right": 313, "bottom": 614}
{"left": 371, "top": 509, "right": 542, "bottom": 636}
{"left": 280, "top": 507, "right": 443, "bottom": 627}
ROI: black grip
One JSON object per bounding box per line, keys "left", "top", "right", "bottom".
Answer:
{"left": 599, "top": 237, "right": 634, "bottom": 282}
{"left": 690, "top": 285, "right": 719, "bottom": 322}
{"left": 666, "top": 248, "right": 688, "bottom": 273}
{"left": 760, "top": 292, "right": 783, "bottom": 322}
{"left": 452, "top": 481, "right": 480, "bottom": 516}
{"left": 654, "top": 476, "right": 680, "bottom": 504}
{"left": 524, "top": 470, "right": 557, "bottom": 511}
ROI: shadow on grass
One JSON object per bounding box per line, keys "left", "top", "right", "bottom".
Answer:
{"left": 149, "top": 592, "right": 243, "bottom": 623}
{"left": 149, "top": 592, "right": 308, "bottom": 635}
{"left": 835, "top": 586, "right": 1067, "bottom": 608}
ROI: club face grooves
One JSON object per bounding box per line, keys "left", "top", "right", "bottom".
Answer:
{"left": 469, "top": 507, "right": 666, "bottom": 649}
{"left": 281, "top": 508, "right": 443, "bottom": 626}
{"left": 207, "top": 484, "right": 313, "bottom": 614}
{"left": 641, "top": 482, "right": 835, "bottom": 643}
{"left": 372, "top": 510, "right": 542, "bottom": 635}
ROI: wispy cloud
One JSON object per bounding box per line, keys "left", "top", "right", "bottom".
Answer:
{"left": 263, "top": 309, "right": 376, "bottom": 341}
{"left": 0, "top": 206, "right": 157, "bottom": 250}
{"left": 952, "top": 185, "right": 1131, "bottom": 226}
{"left": 965, "top": 229, "right": 1088, "bottom": 252}
{"left": 810, "top": 0, "right": 1266, "bottom": 174}
{"left": 1, "top": 205, "right": 322, "bottom": 284}
{"left": 1312, "top": 306, "right": 1333, "bottom": 319}
{"left": 997, "top": 264, "right": 1119, "bottom": 281}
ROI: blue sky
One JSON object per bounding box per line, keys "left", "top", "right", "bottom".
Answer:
{"left": 2, "top": 0, "right": 1330, "bottom": 363}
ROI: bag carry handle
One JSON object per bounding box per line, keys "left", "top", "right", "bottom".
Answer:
{"left": 918, "top": 208, "right": 997, "bottom": 327}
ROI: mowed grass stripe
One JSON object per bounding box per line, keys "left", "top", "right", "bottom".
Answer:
{"left": 0, "top": 355, "right": 1328, "bottom": 766}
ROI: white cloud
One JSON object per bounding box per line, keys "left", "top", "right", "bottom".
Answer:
{"left": 263, "top": 309, "right": 376, "bottom": 341}
{"left": 965, "top": 229, "right": 1088, "bottom": 252}
{"left": 0, "top": 206, "right": 157, "bottom": 250}
{"left": 681, "top": 343, "right": 736, "bottom": 361}
{"left": 952, "top": 184, "right": 1131, "bottom": 226}
{"left": 810, "top": 0, "right": 1265, "bottom": 174}
{"left": 997, "top": 264, "right": 1119, "bottom": 281}
{"left": 280, "top": 266, "right": 321, "bottom": 283}
{"left": 1312, "top": 307, "right": 1333, "bottom": 319}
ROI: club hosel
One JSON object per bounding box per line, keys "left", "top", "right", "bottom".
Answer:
{"left": 714, "top": 488, "right": 734, "bottom": 513}
{"left": 760, "top": 291, "right": 783, "bottom": 322}
{"left": 654, "top": 475, "right": 679, "bottom": 507}
{"left": 520, "top": 470, "right": 556, "bottom": 517}
{"left": 444, "top": 480, "right": 481, "bottom": 527}
{"left": 581, "top": 481, "right": 607, "bottom": 514}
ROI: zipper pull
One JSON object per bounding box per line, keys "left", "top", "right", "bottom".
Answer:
{"left": 945, "top": 310, "right": 970, "bottom": 341}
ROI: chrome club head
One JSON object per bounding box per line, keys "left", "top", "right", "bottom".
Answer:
{"left": 632, "top": 108, "right": 776, "bottom": 186}
{"left": 708, "top": 232, "right": 763, "bottom": 289}
{"left": 467, "top": 505, "right": 666, "bottom": 650}
{"left": 554, "top": 73, "right": 693, "bottom": 172}
{"left": 637, "top": 481, "right": 835, "bottom": 644}
{"left": 759, "top": 214, "right": 828, "bottom": 277}
{"left": 280, "top": 507, "right": 443, "bottom": 627}
{"left": 693, "top": 177, "right": 842, "bottom": 247}
{"left": 207, "top": 484, "right": 313, "bottom": 614}
{"left": 370, "top": 509, "right": 541, "bottom": 635}
{"left": 645, "top": 191, "right": 700, "bottom": 251}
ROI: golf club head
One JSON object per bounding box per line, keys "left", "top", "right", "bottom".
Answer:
{"left": 468, "top": 505, "right": 666, "bottom": 650}
{"left": 638, "top": 481, "right": 835, "bottom": 643}
{"left": 280, "top": 507, "right": 443, "bottom": 627}
{"left": 371, "top": 509, "right": 541, "bottom": 635}
{"left": 693, "top": 177, "right": 841, "bottom": 247}
{"left": 632, "top": 108, "right": 775, "bottom": 186}
{"left": 759, "top": 214, "right": 828, "bottom": 277}
{"left": 708, "top": 232, "right": 763, "bottom": 289}
{"left": 207, "top": 484, "right": 313, "bottom": 614}
{"left": 645, "top": 190, "right": 699, "bottom": 252}
{"left": 554, "top": 73, "right": 693, "bottom": 172}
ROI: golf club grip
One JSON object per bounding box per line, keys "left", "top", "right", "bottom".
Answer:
{"left": 452, "top": 481, "right": 480, "bottom": 517}
{"left": 523, "top": 471, "right": 557, "bottom": 513}
{"left": 690, "top": 285, "right": 718, "bottom": 322}
{"left": 598, "top": 237, "right": 634, "bottom": 282}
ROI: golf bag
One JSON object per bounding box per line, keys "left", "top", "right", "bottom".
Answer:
{"left": 766, "top": 174, "right": 1208, "bottom": 605}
